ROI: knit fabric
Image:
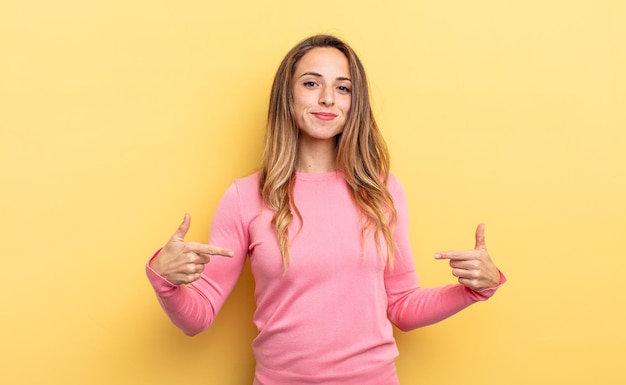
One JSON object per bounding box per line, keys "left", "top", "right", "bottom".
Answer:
{"left": 146, "top": 171, "right": 505, "bottom": 384}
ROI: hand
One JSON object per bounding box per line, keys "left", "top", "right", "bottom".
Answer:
{"left": 150, "top": 214, "right": 234, "bottom": 285}
{"left": 434, "top": 224, "right": 500, "bottom": 291}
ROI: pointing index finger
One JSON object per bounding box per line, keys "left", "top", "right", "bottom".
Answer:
{"left": 187, "top": 242, "right": 235, "bottom": 258}
{"left": 434, "top": 250, "right": 479, "bottom": 260}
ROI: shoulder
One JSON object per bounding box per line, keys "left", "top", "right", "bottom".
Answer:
{"left": 216, "top": 171, "right": 261, "bottom": 206}
{"left": 228, "top": 171, "right": 262, "bottom": 211}
{"left": 233, "top": 171, "right": 261, "bottom": 194}
{"left": 214, "top": 171, "right": 262, "bottom": 226}
{"left": 386, "top": 172, "right": 406, "bottom": 196}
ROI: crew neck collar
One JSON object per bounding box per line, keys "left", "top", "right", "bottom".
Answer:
{"left": 295, "top": 170, "right": 341, "bottom": 181}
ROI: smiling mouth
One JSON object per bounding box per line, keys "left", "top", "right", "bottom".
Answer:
{"left": 312, "top": 112, "right": 337, "bottom": 121}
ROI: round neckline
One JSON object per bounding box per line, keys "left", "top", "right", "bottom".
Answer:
{"left": 295, "top": 170, "right": 340, "bottom": 181}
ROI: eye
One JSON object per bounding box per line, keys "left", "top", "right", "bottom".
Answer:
{"left": 337, "top": 85, "right": 351, "bottom": 93}
{"left": 303, "top": 81, "right": 318, "bottom": 87}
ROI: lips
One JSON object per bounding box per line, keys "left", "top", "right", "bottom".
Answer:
{"left": 311, "top": 112, "right": 337, "bottom": 121}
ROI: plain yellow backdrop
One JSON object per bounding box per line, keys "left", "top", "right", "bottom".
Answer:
{"left": 1, "top": 1, "right": 625, "bottom": 384}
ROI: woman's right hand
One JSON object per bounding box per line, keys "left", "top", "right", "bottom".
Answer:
{"left": 149, "top": 214, "right": 234, "bottom": 285}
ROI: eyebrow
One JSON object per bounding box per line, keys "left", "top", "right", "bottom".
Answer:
{"left": 298, "top": 71, "right": 352, "bottom": 82}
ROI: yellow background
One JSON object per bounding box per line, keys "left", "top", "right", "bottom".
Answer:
{"left": 2, "top": 1, "right": 625, "bottom": 384}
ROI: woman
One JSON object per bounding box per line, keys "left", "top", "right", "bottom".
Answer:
{"left": 146, "top": 34, "right": 505, "bottom": 384}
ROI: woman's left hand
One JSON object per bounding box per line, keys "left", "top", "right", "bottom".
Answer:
{"left": 434, "top": 224, "right": 501, "bottom": 291}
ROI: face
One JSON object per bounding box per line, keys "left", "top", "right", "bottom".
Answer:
{"left": 291, "top": 47, "right": 352, "bottom": 143}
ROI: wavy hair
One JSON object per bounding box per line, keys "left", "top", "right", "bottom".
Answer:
{"left": 259, "top": 35, "right": 397, "bottom": 270}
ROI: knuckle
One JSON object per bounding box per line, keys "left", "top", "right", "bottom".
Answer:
{"left": 473, "top": 281, "right": 486, "bottom": 291}
{"left": 171, "top": 275, "right": 186, "bottom": 285}
{"left": 463, "top": 278, "right": 477, "bottom": 289}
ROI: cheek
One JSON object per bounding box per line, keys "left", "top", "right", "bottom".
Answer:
{"left": 292, "top": 92, "right": 312, "bottom": 112}
{"left": 341, "top": 97, "right": 352, "bottom": 115}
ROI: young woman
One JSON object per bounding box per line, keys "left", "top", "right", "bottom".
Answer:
{"left": 146, "top": 34, "right": 505, "bottom": 385}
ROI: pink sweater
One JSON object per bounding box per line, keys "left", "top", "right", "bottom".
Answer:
{"left": 146, "top": 171, "right": 505, "bottom": 384}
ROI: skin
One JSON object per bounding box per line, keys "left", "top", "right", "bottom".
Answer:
{"left": 435, "top": 223, "right": 501, "bottom": 291}
{"left": 149, "top": 213, "right": 233, "bottom": 286}
{"left": 291, "top": 47, "right": 352, "bottom": 173}
{"left": 150, "top": 47, "right": 501, "bottom": 290}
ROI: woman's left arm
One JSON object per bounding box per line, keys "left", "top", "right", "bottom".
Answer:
{"left": 384, "top": 175, "right": 506, "bottom": 332}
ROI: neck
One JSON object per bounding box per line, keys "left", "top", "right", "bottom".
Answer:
{"left": 295, "top": 136, "right": 337, "bottom": 173}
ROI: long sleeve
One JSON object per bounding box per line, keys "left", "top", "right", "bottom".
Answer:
{"left": 145, "top": 182, "right": 250, "bottom": 335}
{"left": 384, "top": 175, "right": 506, "bottom": 332}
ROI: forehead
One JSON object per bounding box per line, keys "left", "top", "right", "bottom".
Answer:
{"left": 294, "top": 47, "right": 351, "bottom": 77}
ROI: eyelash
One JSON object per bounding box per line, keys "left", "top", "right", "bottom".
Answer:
{"left": 303, "top": 82, "right": 351, "bottom": 93}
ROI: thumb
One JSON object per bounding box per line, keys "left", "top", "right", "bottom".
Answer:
{"left": 171, "top": 213, "right": 191, "bottom": 242}
{"left": 475, "top": 223, "right": 486, "bottom": 250}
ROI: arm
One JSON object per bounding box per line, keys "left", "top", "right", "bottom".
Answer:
{"left": 384, "top": 176, "right": 505, "bottom": 332}
{"left": 146, "top": 183, "right": 249, "bottom": 335}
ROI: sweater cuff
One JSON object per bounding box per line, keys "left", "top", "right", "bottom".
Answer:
{"left": 469, "top": 270, "right": 507, "bottom": 301}
{"left": 145, "top": 249, "right": 179, "bottom": 297}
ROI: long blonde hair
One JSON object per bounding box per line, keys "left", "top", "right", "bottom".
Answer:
{"left": 259, "top": 35, "right": 397, "bottom": 269}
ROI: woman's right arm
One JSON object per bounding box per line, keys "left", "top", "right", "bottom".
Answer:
{"left": 146, "top": 183, "right": 250, "bottom": 335}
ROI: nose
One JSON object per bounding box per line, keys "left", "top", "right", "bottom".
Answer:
{"left": 318, "top": 85, "right": 334, "bottom": 106}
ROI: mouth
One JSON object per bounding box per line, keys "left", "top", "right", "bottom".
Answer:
{"left": 311, "top": 112, "right": 337, "bottom": 121}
